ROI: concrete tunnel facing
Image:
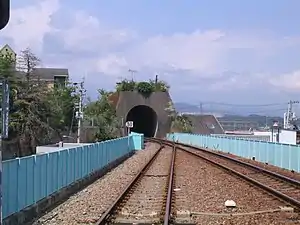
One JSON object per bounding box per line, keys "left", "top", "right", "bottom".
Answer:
{"left": 126, "top": 105, "right": 158, "bottom": 137}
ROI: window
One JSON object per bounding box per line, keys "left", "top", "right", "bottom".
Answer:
{"left": 54, "top": 76, "right": 66, "bottom": 88}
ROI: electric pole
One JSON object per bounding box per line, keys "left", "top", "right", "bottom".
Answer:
{"left": 284, "top": 100, "right": 299, "bottom": 129}
{"left": 74, "top": 79, "right": 85, "bottom": 143}
{"left": 155, "top": 74, "right": 158, "bottom": 90}
{"left": 199, "top": 102, "right": 203, "bottom": 115}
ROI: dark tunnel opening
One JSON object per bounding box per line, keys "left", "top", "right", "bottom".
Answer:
{"left": 126, "top": 105, "right": 158, "bottom": 137}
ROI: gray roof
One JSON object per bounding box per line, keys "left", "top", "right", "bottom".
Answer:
{"left": 185, "top": 114, "right": 225, "bottom": 135}
{"left": 32, "top": 68, "right": 69, "bottom": 80}
{"left": 14, "top": 68, "right": 69, "bottom": 81}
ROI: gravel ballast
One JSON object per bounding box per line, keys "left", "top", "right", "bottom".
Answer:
{"left": 113, "top": 146, "right": 173, "bottom": 223}
{"left": 32, "top": 142, "right": 160, "bottom": 225}
{"left": 216, "top": 150, "right": 300, "bottom": 181}
{"left": 186, "top": 143, "right": 300, "bottom": 181}
{"left": 174, "top": 149, "right": 300, "bottom": 224}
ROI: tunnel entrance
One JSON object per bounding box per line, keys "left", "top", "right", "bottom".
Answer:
{"left": 126, "top": 105, "right": 158, "bottom": 137}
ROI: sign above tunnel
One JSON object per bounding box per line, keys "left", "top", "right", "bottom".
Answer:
{"left": 125, "top": 121, "right": 134, "bottom": 128}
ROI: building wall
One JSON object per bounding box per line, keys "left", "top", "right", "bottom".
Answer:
{"left": 254, "top": 130, "right": 297, "bottom": 145}
{"left": 212, "top": 134, "right": 270, "bottom": 142}
{"left": 279, "top": 130, "right": 296, "bottom": 145}
{"left": 0, "top": 45, "right": 16, "bottom": 61}
{"left": 47, "top": 82, "right": 54, "bottom": 89}
{"left": 215, "top": 130, "right": 297, "bottom": 144}
{"left": 0, "top": 45, "right": 17, "bottom": 69}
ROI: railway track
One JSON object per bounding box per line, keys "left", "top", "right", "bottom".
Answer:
{"left": 95, "top": 142, "right": 176, "bottom": 225}
{"left": 153, "top": 138, "right": 300, "bottom": 211}
{"left": 95, "top": 138, "right": 300, "bottom": 224}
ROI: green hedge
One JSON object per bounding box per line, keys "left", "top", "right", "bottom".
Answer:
{"left": 115, "top": 79, "right": 169, "bottom": 98}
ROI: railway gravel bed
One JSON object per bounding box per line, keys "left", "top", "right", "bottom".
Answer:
{"left": 174, "top": 148, "right": 300, "bottom": 225}
{"left": 32, "top": 142, "right": 160, "bottom": 225}
{"left": 112, "top": 146, "right": 173, "bottom": 224}
{"left": 178, "top": 143, "right": 300, "bottom": 182}
{"left": 182, "top": 146, "right": 300, "bottom": 202}
{"left": 216, "top": 150, "right": 300, "bottom": 181}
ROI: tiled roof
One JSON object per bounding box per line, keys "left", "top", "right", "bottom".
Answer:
{"left": 184, "top": 114, "right": 225, "bottom": 134}
{"left": 14, "top": 68, "right": 69, "bottom": 80}
{"left": 32, "top": 68, "right": 69, "bottom": 80}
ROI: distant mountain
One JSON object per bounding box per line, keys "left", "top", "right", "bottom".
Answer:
{"left": 174, "top": 102, "right": 286, "bottom": 117}
{"left": 218, "top": 114, "right": 284, "bottom": 128}
{"left": 174, "top": 102, "right": 200, "bottom": 113}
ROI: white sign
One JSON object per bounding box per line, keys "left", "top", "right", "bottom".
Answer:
{"left": 125, "top": 121, "right": 134, "bottom": 128}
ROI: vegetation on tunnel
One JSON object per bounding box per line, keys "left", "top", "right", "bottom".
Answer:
{"left": 115, "top": 78, "right": 169, "bottom": 98}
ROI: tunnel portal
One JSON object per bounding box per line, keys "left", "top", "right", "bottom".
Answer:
{"left": 126, "top": 105, "right": 158, "bottom": 137}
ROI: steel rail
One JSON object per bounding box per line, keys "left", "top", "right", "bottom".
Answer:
{"left": 179, "top": 147, "right": 300, "bottom": 209}
{"left": 163, "top": 143, "right": 176, "bottom": 225}
{"left": 178, "top": 141, "right": 300, "bottom": 187}
{"left": 95, "top": 143, "right": 164, "bottom": 225}
{"left": 152, "top": 137, "right": 300, "bottom": 187}
{"left": 149, "top": 138, "right": 300, "bottom": 210}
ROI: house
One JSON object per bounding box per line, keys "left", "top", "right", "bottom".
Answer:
{"left": 0, "top": 44, "right": 17, "bottom": 68}
{"left": 0, "top": 44, "right": 69, "bottom": 88}
{"left": 182, "top": 114, "right": 225, "bottom": 135}
{"left": 31, "top": 68, "right": 69, "bottom": 88}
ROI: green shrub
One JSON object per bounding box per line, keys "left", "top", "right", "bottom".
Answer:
{"left": 116, "top": 79, "right": 136, "bottom": 92}
{"left": 115, "top": 78, "right": 170, "bottom": 97}
{"left": 136, "top": 81, "right": 155, "bottom": 98}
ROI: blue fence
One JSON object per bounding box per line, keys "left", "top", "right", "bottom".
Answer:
{"left": 3, "top": 134, "right": 143, "bottom": 219}
{"left": 131, "top": 132, "right": 144, "bottom": 149}
{"left": 167, "top": 133, "right": 300, "bottom": 173}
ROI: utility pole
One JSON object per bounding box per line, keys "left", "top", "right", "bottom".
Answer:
{"left": 74, "top": 79, "right": 85, "bottom": 143}
{"left": 128, "top": 69, "right": 137, "bottom": 81}
{"left": 284, "top": 100, "right": 299, "bottom": 129}
{"left": 199, "top": 102, "right": 203, "bottom": 115}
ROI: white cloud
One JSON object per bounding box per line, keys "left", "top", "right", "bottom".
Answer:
{"left": 96, "top": 54, "right": 128, "bottom": 76}
{"left": 2, "top": 0, "right": 300, "bottom": 97}
{"left": 55, "top": 11, "right": 137, "bottom": 53}
{"left": 1, "top": 0, "right": 60, "bottom": 53}
{"left": 269, "top": 70, "right": 300, "bottom": 91}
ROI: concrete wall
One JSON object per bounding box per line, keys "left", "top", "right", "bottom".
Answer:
{"left": 116, "top": 91, "right": 173, "bottom": 138}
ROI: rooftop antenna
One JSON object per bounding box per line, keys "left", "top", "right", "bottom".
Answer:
{"left": 128, "top": 69, "right": 137, "bottom": 81}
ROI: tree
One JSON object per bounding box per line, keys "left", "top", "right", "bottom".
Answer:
{"left": 9, "top": 48, "right": 54, "bottom": 155}
{"left": 0, "top": 48, "right": 80, "bottom": 157}
{"left": 165, "top": 101, "right": 192, "bottom": 133}
{"left": 84, "top": 89, "right": 121, "bottom": 141}
{"left": 0, "top": 51, "right": 18, "bottom": 112}
{"left": 46, "top": 83, "right": 78, "bottom": 139}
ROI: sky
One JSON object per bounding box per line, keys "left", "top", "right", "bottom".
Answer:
{"left": 1, "top": 0, "right": 300, "bottom": 109}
